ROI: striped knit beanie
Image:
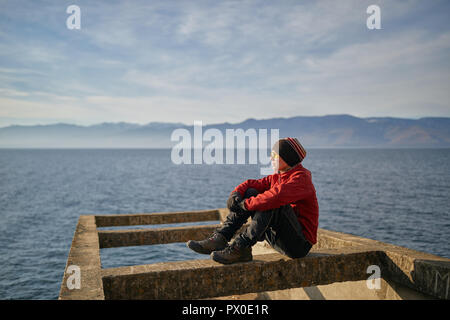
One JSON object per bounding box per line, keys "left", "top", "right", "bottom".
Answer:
{"left": 272, "top": 137, "right": 307, "bottom": 167}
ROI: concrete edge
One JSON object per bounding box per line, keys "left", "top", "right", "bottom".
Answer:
{"left": 59, "top": 215, "right": 104, "bottom": 300}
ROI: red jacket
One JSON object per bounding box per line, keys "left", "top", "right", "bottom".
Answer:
{"left": 233, "top": 163, "right": 319, "bottom": 245}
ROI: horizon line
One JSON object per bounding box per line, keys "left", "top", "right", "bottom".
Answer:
{"left": 2, "top": 113, "right": 450, "bottom": 129}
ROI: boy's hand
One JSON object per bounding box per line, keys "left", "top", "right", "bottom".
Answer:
{"left": 230, "top": 199, "right": 248, "bottom": 215}
{"left": 227, "top": 192, "right": 242, "bottom": 210}
{"left": 237, "top": 200, "right": 248, "bottom": 213}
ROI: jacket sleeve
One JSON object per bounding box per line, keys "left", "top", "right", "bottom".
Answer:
{"left": 232, "top": 175, "right": 273, "bottom": 197}
{"left": 243, "top": 171, "right": 314, "bottom": 212}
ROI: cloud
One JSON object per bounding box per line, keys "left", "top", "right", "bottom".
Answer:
{"left": 0, "top": 96, "right": 90, "bottom": 121}
{"left": 0, "top": 88, "right": 29, "bottom": 97}
{"left": 0, "top": 0, "right": 449, "bottom": 127}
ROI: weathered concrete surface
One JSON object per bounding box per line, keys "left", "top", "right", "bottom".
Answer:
{"left": 305, "top": 228, "right": 450, "bottom": 299}
{"left": 101, "top": 247, "right": 383, "bottom": 300}
{"left": 98, "top": 224, "right": 220, "bottom": 248}
{"left": 95, "top": 209, "right": 220, "bottom": 227}
{"left": 59, "top": 215, "right": 104, "bottom": 300}
{"left": 213, "top": 278, "right": 435, "bottom": 300}
{"left": 59, "top": 208, "right": 450, "bottom": 300}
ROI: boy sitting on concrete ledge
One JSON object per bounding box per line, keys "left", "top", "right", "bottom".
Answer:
{"left": 187, "top": 137, "right": 319, "bottom": 264}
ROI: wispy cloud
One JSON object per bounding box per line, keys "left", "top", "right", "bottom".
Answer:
{"left": 0, "top": 0, "right": 449, "bottom": 126}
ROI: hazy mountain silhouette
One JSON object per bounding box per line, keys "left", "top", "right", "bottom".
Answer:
{"left": 1, "top": 115, "right": 449, "bottom": 148}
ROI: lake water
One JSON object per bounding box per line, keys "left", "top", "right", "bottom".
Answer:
{"left": 0, "top": 148, "right": 449, "bottom": 299}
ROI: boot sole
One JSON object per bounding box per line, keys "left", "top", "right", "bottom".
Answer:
{"left": 186, "top": 240, "right": 226, "bottom": 255}
{"left": 211, "top": 251, "right": 253, "bottom": 265}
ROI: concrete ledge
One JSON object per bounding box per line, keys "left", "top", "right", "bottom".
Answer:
{"left": 59, "top": 215, "right": 104, "bottom": 300}
{"left": 60, "top": 208, "right": 450, "bottom": 300}
{"left": 381, "top": 248, "right": 450, "bottom": 299}
{"left": 95, "top": 209, "right": 220, "bottom": 227}
{"left": 98, "top": 224, "right": 220, "bottom": 248}
{"left": 213, "top": 278, "right": 435, "bottom": 300}
{"left": 101, "top": 247, "right": 383, "bottom": 299}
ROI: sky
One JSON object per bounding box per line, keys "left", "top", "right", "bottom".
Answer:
{"left": 0, "top": 0, "right": 449, "bottom": 127}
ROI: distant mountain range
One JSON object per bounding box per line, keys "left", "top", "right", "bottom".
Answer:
{"left": 1, "top": 115, "right": 450, "bottom": 148}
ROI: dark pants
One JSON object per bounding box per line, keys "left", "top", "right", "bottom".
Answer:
{"left": 217, "top": 188, "right": 312, "bottom": 259}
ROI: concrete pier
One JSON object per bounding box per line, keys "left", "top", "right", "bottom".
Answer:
{"left": 59, "top": 208, "right": 450, "bottom": 300}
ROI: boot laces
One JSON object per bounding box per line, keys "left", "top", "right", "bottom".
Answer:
{"left": 223, "top": 243, "right": 239, "bottom": 254}
{"left": 208, "top": 232, "right": 221, "bottom": 241}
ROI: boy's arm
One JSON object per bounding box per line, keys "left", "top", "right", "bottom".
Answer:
{"left": 243, "top": 172, "right": 314, "bottom": 212}
{"left": 232, "top": 175, "right": 272, "bottom": 197}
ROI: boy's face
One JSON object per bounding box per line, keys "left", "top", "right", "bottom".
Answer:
{"left": 271, "top": 151, "right": 290, "bottom": 172}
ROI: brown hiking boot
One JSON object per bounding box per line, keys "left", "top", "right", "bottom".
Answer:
{"left": 187, "top": 232, "right": 228, "bottom": 254}
{"left": 211, "top": 241, "right": 253, "bottom": 265}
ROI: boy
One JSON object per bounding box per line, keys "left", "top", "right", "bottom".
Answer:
{"left": 187, "top": 137, "right": 319, "bottom": 264}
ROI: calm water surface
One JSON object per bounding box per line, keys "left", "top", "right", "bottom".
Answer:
{"left": 0, "top": 148, "right": 449, "bottom": 299}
